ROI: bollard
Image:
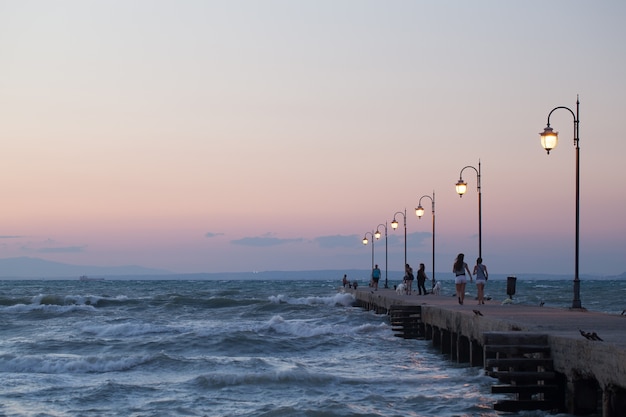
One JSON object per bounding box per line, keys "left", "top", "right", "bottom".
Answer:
{"left": 506, "top": 276, "right": 517, "bottom": 299}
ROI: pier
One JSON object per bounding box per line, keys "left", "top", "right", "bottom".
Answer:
{"left": 344, "top": 286, "right": 626, "bottom": 416}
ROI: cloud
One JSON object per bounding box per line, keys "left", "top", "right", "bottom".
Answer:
{"left": 205, "top": 232, "right": 224, "bottom": 238}
{"left": 37, "top": 246, "right": 86, "bottom": 254}
{"left": 314, "top": 234, "right": 360, "bottom": 248}
{"left": 0, "top": 235, "right": 23, "bottom": 239}
{"left": 231, "top": 234, "right": 303, "bottom": 247}
{"left": 407, "top": 231, "right": 432, "bottom": 246}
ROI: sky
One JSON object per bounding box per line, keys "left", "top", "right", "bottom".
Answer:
{"left": 1, "top": 0, "right": 625, "bottom": 276}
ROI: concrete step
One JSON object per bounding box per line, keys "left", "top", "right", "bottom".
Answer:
{"left": 491, "top": 384, "right": 559, "bottom": 394}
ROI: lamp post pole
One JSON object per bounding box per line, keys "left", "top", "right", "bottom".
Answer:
{"left": 391, "top": 209, "right": 407, "bottom": 271}
{"left": 539, "top": 96, "right": 581, "bottom": 309}
{"left": 456, "top": 161, "right": 482, "bottom": 259}
{"left": 362, "top": 231, "right": 375, "bottom": 272}
{"left": 416, "top": 192, "right": 436, "bottom": 286}
{"left": 375, "top": 223, "right": 388, "bottom": 288}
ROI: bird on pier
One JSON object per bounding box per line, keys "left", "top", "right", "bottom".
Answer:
{"left": 580, "top": 329, "right": 603, "bottom": 341}
{"left": 472, "top": 309, "right": 483, "bottom": 316}
{"left": 590, "top": 332, "right": 603, "bottom": 341}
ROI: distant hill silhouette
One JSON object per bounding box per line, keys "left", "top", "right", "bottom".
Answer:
{"left": 0, "top": 257, "right": 171, "bottom": 278}
{"left": 0, "top": 257, "right": 622, "bottom": 280}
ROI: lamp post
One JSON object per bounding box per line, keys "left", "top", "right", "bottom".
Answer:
{"left": 416, "top": 191, "right": 435, "bottom": 286}
{"left": 456, "top": 161, "right": 482, "bottom": 259}
{"left": 374, "top": 223, "right": 388, "bottom": 288}
{"left": 362, "top": 231, "right": 375, "bottom": 272}
{"left": 391, "top": 209, "right": 407, "bottom": 272}
{"left": 539, "top": 96, "right": 581, "bottom": 309}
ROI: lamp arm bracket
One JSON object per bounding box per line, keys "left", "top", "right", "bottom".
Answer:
{"left": 546, "top": 106, "right": 577, "bottom": 126}
{"left": 459, "top": 165, "right": 481, "bottom": 191}
{"left": 459, "top": 165, "right": 479, "bottom": 179}
{"left": 417, "top": 194, "right": 435, "bottom": 213}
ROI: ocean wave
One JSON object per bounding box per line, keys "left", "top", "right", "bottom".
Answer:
{"left": 2, "top": 302, "right": 96, "bottom": 314}
{"left": 30, "top": 293, "right": 130, "bottom": 307}
{"left": 162, "top": 295, "right": 263, "bottom": 310}
{"left": 0, "top": 293, "right": 137, "bottom": 314}
{"left": 268, "top": 292, "right": 355, "bottom": 307}
{"left": 188, "top": 364, "right": 340, "bottom": 388}
{"left": 80, "top": 321, "right": 181, "bottom": 338}
{"left": 0, "top": 352, "right": 155, "bottom": 374}
{"left": 259, "top": 314, "right": 387, "bottom": 338}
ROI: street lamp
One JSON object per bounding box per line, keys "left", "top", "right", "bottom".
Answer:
{"left": 375, "top": 222, "right": 388, "bottom": 288}
{"left": 416, "top": 191, "right": 436, "bottom": 287}
{"left": 539, "top": 96, "right": 581, "bottom": 309}
{"left": 391, "top": 209, "right": 407, "bottom": 272}
{"left": 362, "top": 231, "right": 375, "bottom": 272}
{"left": 456, "top": 160, "right": 482, "bottom": 259}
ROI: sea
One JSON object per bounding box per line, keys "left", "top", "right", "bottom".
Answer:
{"left": 1, "top": 276, "right": 623, "bottom": 417}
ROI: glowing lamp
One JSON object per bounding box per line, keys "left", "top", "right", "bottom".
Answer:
{"left": 540, "top": 126, "right": 559, "bottom": 154}
{"left": 455, "top": 179, "right": 468, "bottom": 197}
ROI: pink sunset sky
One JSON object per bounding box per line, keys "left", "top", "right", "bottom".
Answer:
{"left": 1, "top": 1, "right": 625, "bottom": 276}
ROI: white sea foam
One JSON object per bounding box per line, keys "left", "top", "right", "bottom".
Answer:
{"left": 191, "top": 365, "right": 338, "bottom": 387}
{"left": 81, "top": 322, "right": 176, "bottom": 338}
{"left": 3, "top": 302, "right": 96, "bottom": 314}
{"left": 262, "top": 314, "right": 387, "bottom": 338}
{"left": 268, "top": 292, "right": 354, "bottom": 307}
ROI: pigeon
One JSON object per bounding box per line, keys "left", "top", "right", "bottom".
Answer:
{"left": 590, "top": 332, "right": 603, "bottom": 341}
{"left": 472, "top": 309, "right": 483, "bottom": 316}
{"left": 580, "top": 329, "right": 603, "bottom": 341}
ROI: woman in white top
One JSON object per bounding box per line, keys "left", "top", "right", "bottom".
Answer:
{"left": 452, "top": 253, "right": 472, "bottom": 305}
{"left": 473, "top": 257, "right": 488, "bottom": 305}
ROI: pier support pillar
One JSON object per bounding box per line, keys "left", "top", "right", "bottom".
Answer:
{"left": 441, "top": 329, "right": 451, "bottom": 355}
{"left": 604, "top": 384, "right": 626, "bottom": 417}
{"left": 569, "top": 378, "right": 600, "bottom": 415}
{"left": 458, "top": 335, "right": 470, "bottom": 363}
{"left": 470, "top": 339, "right": 483, "bottom": 367}
{"left": 450, "top": 332, "right": 458, "bottom": 361}
{"left": 424, "top": 324, "right": 433, "bottom": 341}
{"left": 432, "top": 327, "right": 441, "bottom": 349}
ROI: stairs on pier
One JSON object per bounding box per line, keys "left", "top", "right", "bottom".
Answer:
{"left": 389, "top": 305, "right": 424, "bottom": 339}
{"left": 483, "top": 332, "right": 563, "bottom": 412}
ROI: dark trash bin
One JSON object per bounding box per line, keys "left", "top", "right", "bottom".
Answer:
{"left": 506, "top": 276, "right": 517, "bottom": 299}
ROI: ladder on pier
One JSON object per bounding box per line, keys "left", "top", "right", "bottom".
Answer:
{"left": 483, "top": 332, "right": 563, "bottom": 412}
{"left": 389, "top": 305, "right": 423, "bottom": 339}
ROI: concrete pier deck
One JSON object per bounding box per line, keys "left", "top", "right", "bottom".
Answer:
{"left": 344, "top": 286, "right": 626, "bottom": 416}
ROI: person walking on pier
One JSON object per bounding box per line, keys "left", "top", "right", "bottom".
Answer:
{"left": 371, "top": 265, "right": 381, "bottom": 290}
{"left": 404, "top": 264, "right": 414, "bottom": 295}
{"left": 473, "top": 257, "right": 488, "bottom": 305}
{"left": 416, "top": 263, "right": 428, "bottom": 295}
{"left": 453, "top": 253, "right": 472, "bottom": 305}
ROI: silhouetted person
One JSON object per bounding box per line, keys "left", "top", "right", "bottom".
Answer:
{"left": 371, "top": 265, "right": 381, "bottom": 290}
{"left": 473, "top": 257, "right": 488, "bottom": 305}
{"left": 453, "top": 253, "right": 472, "bottom": 305}
{"left": 416, "top": 263, "right": 428, "bottom": 295}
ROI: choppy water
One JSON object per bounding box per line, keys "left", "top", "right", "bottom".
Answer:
{"left": 1, "top": 277, "right": 620, "bottom": 417}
